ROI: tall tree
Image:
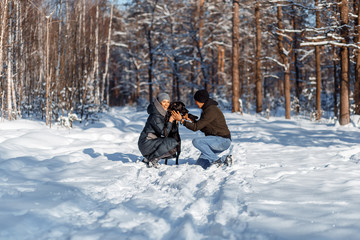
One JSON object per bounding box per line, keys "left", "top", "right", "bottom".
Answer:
{"left": 103, "top": 3, "right": 114, "bottom": 105}
{"left": 255, "top": 1, "right": 262, "bottom": 113}
{"left": 45, "top": 9, "right": 56, "bottom": 126}
{"left": 339, "top": 0, "right": 350, "bottom": 125}
{"left": 0, "top": 0, "right": 9, "bottom": 82}
{"left": 315, "top": 0, "right": 322, "bottom": 120}
{"left": 277, "top": 3, "right": 291, "bottom": 119}
{"left": 232, "top": 0, "right": 240, "bottom": 113}
{"left": 354, "top": 1, "right": 360, "bottom": 115}
{"left": 7, "top": 0, "right": 14, "bottom": 120}
{"left": 291, "top": 3, "right": 301, "bottom": 115}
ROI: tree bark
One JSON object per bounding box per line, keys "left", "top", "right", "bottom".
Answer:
{"left": 315, "top": 0, "right": 322, "bottom": 120}
{"left": 0, "top": 0, "right": 9, "bottom": 80}
{"left": 291, "top": 4, "right": 301, "bottom": 115}
{"left": 103, "top": 4, "right": 113, "bottom": 105}
{"left": 232, "top": 0, "right": 240, "bottom": 113}
{"left": 197, "top": 0, "right": 205, "bottom": 87}
{"left": 333, "top": 47, "right": 339, "bottom": 119}
{"left": 339, "top": 0, "right": 350, "bottom": 125}
{"left": 94, "top": 2, "right": 100, "bottom": 105}
{"left": 45, "top": 14, "right": 52, "bottom": 125}
{"left": 146, "top": 26, "right": 153, "bottom": 102}
{"left": 7, "top": 1, "right": 14, "bottom": 120}
{"left": 277, "top": 5, "right": 291, "bottom": 119}
{"left": 255, "top": 1, "right": 262, "bottom": 113}
{"left": 354, "top": 0, "right": 360, "bottom": 114}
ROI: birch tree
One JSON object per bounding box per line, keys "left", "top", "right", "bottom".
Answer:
{"left": 7, "top": 0, "right": 14, "bottom": 120}
{"left": 45, "top": 9, "right": 55, "bottom": 126}
{"left": 103, "top": 3, "right": 114, "bottom": 105}
{"left": 0, "top": 0, "right": 9, "bottom": 81}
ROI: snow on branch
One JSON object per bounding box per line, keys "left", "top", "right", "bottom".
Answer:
{"left": 265, "top": 56, "right": 288, "bottom": 70}
{"left": 206, "top": 41, "right": 232, "bottom": 49}
{"left": 263, "top": 74, "right": 280, "bottom": 79}
{"left": 300, "top": 41, "right": 360, "bottom": 49}
{"left": 299, "top": 49, "right": 314, "bottom": 61}
{"left": 277, "top": 32, "right": 292, "bottom": 42}
{"left": 111, "top": 41, "right": 128, "bottom": 48}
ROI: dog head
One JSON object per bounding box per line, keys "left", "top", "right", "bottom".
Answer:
{"left": 168, "top": 101, "right": 198, "bottom": 122}
{"left": 168, "top": 101, "right": 188, "bottom": 115}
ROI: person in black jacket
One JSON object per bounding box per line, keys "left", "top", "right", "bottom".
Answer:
{"left": 172, "top": 89, "right": 232, "bottom": 169}
{"left": 138, "top": 93, "right": 178, "bottom": 168}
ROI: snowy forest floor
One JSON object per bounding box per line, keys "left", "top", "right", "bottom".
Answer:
{"left": 1, "top": 107, "right": 360, "bottom": 240}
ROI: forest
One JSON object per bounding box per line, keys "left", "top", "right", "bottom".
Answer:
{"left": 0, "top": 0, "right": 359, "bottom": 126}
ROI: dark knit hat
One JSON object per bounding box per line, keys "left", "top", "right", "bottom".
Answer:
{"left": 194, "top": 89, "right": 209, "bottom": 103}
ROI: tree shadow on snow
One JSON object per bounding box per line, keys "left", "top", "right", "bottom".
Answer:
{"left": 83, "top": 148, "right": 198, "bottom": 166}
{"left": 104, "top": 152, "right": 140, "bottom": 163}
{"left": 83, "top": 148, "right": 102, "bottom": 158}
{"left": 83, "top": 148, "right": 138, "bottom": 163}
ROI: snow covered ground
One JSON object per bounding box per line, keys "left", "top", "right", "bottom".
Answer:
{"left": 1, "top": 107, "right": 360, "bottom": 240}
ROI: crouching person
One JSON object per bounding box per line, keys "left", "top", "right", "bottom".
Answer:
{"left": 172, "top": 89, "right": 232, "bottom": 169}
{"left": 138, "top": 93, "right": 178, "bottom": 168}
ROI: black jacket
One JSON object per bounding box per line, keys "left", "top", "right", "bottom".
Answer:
{"left": 138, "top": 99, "right": 178, "bottom": 160}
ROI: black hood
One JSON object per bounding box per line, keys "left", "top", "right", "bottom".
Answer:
{"left": 201, "top": 98, "right": 218, "bottom": 110}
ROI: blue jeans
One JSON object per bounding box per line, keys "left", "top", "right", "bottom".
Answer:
{"left": 192, "top": 136, "right": 231, "bottom": 165}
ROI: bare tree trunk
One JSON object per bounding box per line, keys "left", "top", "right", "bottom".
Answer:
{"left": 11, "top": 72, "right": 17, "bottom": 119}
{"left": 232, "top": 0, "right": 240, "bottom": 112}
{"left": 1, "top": 91, "right": 4, "bottom": 121}
{"left": 197, "top": 0, "right": 205, "bottom": 86}
{"left": 354, "top": 0, "right": 360, "bottom": 114}
{"left": 94, "top": 2, "right": 100, "bottom": 105}
{"left": 218, "top": 45, "right": 223, "bottom": 86}
{"left": 146, "top": 26, "right": 153, "bottom": 102}
{"left": 7, "top": 53, "right": 13, "bottom": 120}
{"left": 339, "top": 0, "right": 350, "bottom": 125}
{"left": 45, "top": 12, "right": 54, "bottom": 126}
{"left": 7, "top": 1, "right": 14, "bottom": 120}
{"left": 0, "top": 0, "right": 9, "bottom": 79}
{"left": 80, "top": 0, "right": 87, "bottom": 119}
{"left": 315, "top": 0, "right": 322, "bottom": 120}
{"left": 333, "top": 47, "right": 339, "bottom": 118}
{"left": 277, "top": 5, "right": 291, "bottom": 119}
{"left": 56, "top": 0, "right": 63, "bottom": 115}
{"left": 255, "top": 1, "right": 262, "bottom": 113}
{"left": 103, "top": 3, "right": 113, "bottom": 106}
{"left": 16, "top": 0, "right": 23, "bottom": 119}
{"left": 292, "top": 4, "right": 301, "bottom": 115}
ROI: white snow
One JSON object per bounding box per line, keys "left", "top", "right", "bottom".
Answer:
{"left": 1, "top": 107, "right": 360, "bottom": 240}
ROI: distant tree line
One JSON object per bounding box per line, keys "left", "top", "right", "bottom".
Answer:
{"left": 0, "top": 0, "right": 359, "bottom": 126}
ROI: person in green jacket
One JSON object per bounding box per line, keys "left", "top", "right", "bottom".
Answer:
{"left": 172, "top": 89, "right": 232, "bottom": 169}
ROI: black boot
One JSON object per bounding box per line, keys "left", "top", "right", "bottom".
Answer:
{"left": 224, "top": 155, "right": 233, "bottom": 167}
{"left": 212, "top": 158, "right": 223, "bottom": 167}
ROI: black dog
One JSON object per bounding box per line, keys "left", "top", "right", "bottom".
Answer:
{"left": 163, "top": 101, "right": 198, "bottom": 165}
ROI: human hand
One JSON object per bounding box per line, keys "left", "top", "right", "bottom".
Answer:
{"left": 171, "top": 110, "right": 182, "bottom": 121}
{"left": 183, "top": 113, "right": 190, "bottom": 121}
